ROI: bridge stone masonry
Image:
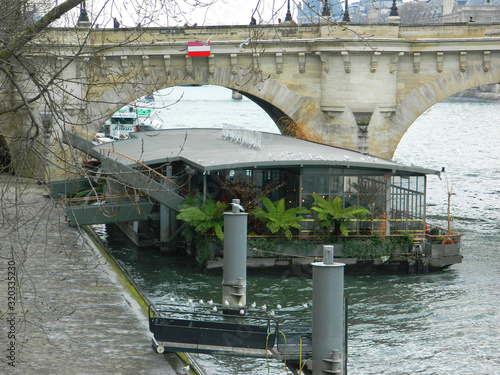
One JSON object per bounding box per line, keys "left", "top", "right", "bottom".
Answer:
{"left": 4, "top": 21, "right": 500, "bottom": 176}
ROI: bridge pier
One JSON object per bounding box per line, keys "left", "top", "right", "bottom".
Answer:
{"left": 0, "top": 109, "right": 48, "bottom": 178}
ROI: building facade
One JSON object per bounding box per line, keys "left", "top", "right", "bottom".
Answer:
{"left": 297, "top": 0, "right": 345, "bottom": 23}
{"left": 442, "top": 0, "right": 500, "bottom": 22}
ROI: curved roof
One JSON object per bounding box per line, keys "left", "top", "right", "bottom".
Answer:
{"left": 93, "top": 128, "right": 439, "bottom": 176}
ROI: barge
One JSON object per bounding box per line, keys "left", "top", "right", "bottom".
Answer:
{"left": 55, "top": 127, "right": 462, "bottom": 275}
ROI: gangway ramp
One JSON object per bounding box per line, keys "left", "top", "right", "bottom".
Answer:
{"left": 148, "top": 303, "right": 313, "bottom": 375}
{"left": 149, "top": 304, "right": 276, "bottom": 358}
{"left": 62, "top": 129, "right": 186, "bottom": 213}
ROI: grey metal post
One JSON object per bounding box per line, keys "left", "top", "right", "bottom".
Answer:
{"left": 160, "top": 167, "right": 174, "bottom": 243}
{"left": 222, "top": 199, "right": 248, "bottom": 310}
{"left": 312, "top": 245, "right": 346, "bottom": 375}
{"left": 160, "top": 204, "right": 170, "bottom": 242}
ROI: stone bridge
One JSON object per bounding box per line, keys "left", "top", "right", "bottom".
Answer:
{"left": 3, "top": 21, "right": 500, "bottom": 176}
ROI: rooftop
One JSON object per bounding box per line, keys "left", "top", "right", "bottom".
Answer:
{"left": 93, "top": 128, "right": 440, "bottom": 176}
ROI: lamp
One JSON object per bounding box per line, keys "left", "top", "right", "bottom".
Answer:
{"left": 285, "top": 0, "right": 293, "bottom": 22}
{"left": 343, "top": 0, "right": 351, "bottom": 22}
{"left": 389, "top": 0, "right": 399, "bottom": 17}
{"left": 77, "top": 1, "right": 90, "bottom": 26}
{"left": 322, "top": 0, "right": 331, "bottom": 17}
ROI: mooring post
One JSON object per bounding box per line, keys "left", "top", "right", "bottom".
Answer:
{"left": 222, "top": 199, "right": 248, "bottom": 311}
{"left": 312, "top": 245, "right": 346, "bottom": 375}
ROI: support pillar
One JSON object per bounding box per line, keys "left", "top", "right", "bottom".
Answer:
{"left": 222, "top": 199, "right": 248, "bottom": 311}
{"left": 160, "top": 204, "right": 170, "bottom": 242}
{"left": 159, "top": 167, "right": 177, "bottom": 246}
{"left": 312, "top": 245, "right": 346, "bottom": 375}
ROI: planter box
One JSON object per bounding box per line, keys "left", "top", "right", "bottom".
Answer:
{"left": 430, "top": 243, "right": 461, "bottom": 258}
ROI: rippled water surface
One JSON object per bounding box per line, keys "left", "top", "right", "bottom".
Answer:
{"left": 99, "top": 88, "right": 500, "bottom": 374}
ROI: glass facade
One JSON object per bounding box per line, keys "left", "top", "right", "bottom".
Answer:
{"left": 299, "top": 168, "right": 426, "bottom": 236}
{"left": 175, "top": 161, "right": 428, "bottom": 238}
{"left": 390, "top": 175, "right": 426, "bottom": 235}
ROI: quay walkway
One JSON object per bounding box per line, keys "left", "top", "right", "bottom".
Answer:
{"left": 0, "top": 176, "right": 183, "bottom": 374}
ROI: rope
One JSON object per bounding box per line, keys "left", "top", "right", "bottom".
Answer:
{"left": 265, "top": 330, "right": 289, "bottom": 374}
{"left": 299, "top": 337, "right": 302, "bottom": 374}
{"left": 66, "top": 125, "right": 95, "bottom": 140}
{"left": 297, "top": 338, "right": 312, "bottom": 375}
{"left": 265, "top": 331, "right": 273, "bottom": 374}
{"left": 277, "top": 330, "right": 288, "bottom": 373}
{"left": 249, "top": 247, "right": 317, "bottom": 260}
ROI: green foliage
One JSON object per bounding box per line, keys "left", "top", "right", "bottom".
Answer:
{"left": 178, "top": 193, "right": 204, "bottom": 211}
{"left": 342, "top": 235, "right": 414, "bottom": 260}
{"left": 194, "top": 236, "right": 220, "bottom": 267}
{"left": 311, "top": 195, "right": 371, "bottom": 237}
{"left": 342, "top": 238, "right": 389, "bottom": 259}
{"left": 247, "top": 236, "right": 319, "bottom": 258}
{"left": 376, "top": 233, "right": 414, "bottom": 259}
{"left": 70, "top": 184, "right": 104, "bottom": 205}
{"left": 395, "top": 232, "right": 415, "bottom": 248}
{"left": 430, "top": 227, "right": 440, "bottom": 235}
{"left": 176, "top": 195, "right": 228, "bottom": 241}
{"left": 250, "top": 197, "right": 310, "bottom": 240}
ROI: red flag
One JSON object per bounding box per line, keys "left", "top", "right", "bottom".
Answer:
{"left": 188, "top": 41, "right": 210, "bottom": 57}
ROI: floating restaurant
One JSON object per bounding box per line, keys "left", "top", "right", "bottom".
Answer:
{"left": 55, "top": 126, "right": 462, "bottom": 274}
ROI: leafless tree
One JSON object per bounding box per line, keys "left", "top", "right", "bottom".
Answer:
{"left": 0, "top": 0, "right": 230, "bottom": 371}
{"left": 0, "top": 2, "right": 359, "bottom": 370}
{"left": 399, "top": 2, "right": 434, "bottom": 24}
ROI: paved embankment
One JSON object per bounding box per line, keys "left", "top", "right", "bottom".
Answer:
{"left": 0, "top": 177, "right": 180, "bottom": 374}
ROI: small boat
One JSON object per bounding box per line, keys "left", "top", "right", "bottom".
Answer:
{"left": 143, "top": 94, "right": 155, "bottom": 103}
{"left": 83, "top": 102, "right": 163, "bottom": 166}
{"left": 97, "top": 103, "right": 163, "bottom": 142}
{"left": 232, "top": 90, "right": 243, "bottom": 100}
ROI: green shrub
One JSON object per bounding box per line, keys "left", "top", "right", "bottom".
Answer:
{"left": 342, "top": 238, "right": 388, "bottom": 259}
{"left": 311, "top": 195, "right": 371, "bottom": 238}
{"left": 250, "top": 197, "right": 310, "bottom": 240}
{"left": 430, "top": 227, "right": 440, "bottom": 235}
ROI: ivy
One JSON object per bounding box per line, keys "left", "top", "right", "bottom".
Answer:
{"left": 247, "top": 237, "right": 319, "bottom": 258}
{"left": 341, "top": 235, "right": 414, "bottom": 260}
{"left": 247, "top": 237, "right": 286, "bottom": 258}
{"left": 194, "top": 236, "right": 220, "bottom": 267}
{"left": 343, "top": 238, "right": 388, "bottom": 259}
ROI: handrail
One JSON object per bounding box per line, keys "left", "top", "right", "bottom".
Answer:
{"left": 58, "top": 192, "right": 146, "bottom": 205}
{"left": 65, "top": 124, "right": 97, "bottom": 141}
{"left": 99, "top": 147, "right": 193, "bottom": 197}
{"left": 64, "top": 125, "right": 189, "bottom": 195}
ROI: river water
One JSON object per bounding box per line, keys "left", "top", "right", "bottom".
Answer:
{"left": 96, "top": 86, "right": 500, "bottom": 374}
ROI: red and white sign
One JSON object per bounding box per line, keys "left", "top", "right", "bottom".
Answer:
{"left": 187, "top": 41, "right": 211, "bottom": 57}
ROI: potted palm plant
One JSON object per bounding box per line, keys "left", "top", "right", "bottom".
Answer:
{"left": 176, "top": 195, "right": 228, "bottom": 266}
{"left": 311, "top": 195, "right": 371, "bottom": 239}
{"left": 251, "top": 197, "right": 310, "bottom": 240}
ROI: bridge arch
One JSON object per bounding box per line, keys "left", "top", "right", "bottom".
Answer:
{"left": 92, "top": 66, "right": 321, "bottom": 139}
{"left": 392, "top": 66, "right": 500, "bottom": 156}
{"left": 7, "top": 25, "right": 500, "bottom": 178}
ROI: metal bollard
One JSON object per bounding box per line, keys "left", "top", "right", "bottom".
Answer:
{"left": 312, "top": 245, "right": 346, "bottom": 375}
{"left": 222, "top": 199, "right": 248, "bottom": 311}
